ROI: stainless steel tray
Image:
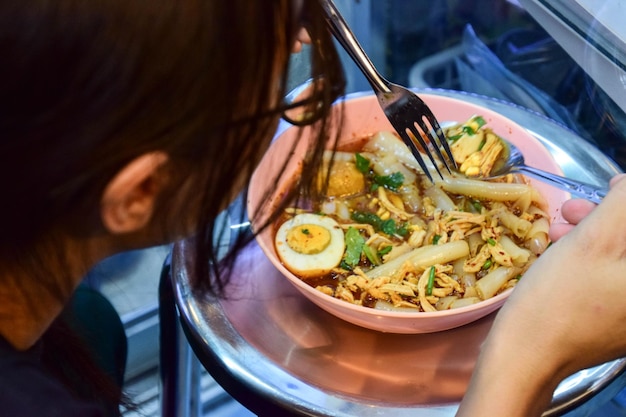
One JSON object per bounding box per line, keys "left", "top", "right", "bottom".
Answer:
{"left": 171, "top": 90, "right": 625, "bottom": 416}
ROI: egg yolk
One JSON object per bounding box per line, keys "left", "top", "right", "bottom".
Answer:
{"left": 286, "top": 224, "right": 331, "bottom": 254}
{"left": 317, "top": 160, "right": 365, "bottom": 197}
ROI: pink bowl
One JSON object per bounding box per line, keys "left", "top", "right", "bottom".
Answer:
{"left": 248, "top": 92, "right": 569, "bottom": 334}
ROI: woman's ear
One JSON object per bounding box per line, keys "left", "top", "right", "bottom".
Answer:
{"left": 100, "top": 152, "right": 169, "bottom": 235}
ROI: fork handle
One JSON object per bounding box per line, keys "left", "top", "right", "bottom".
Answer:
{"left": 319, "top": 0, "right": 391, "bottom": 94}
{"left": 517, "top": 165, "right": 608, "bottom": 204}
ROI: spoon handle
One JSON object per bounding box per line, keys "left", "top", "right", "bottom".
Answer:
{"left": 516, "top": 165, "right": 607, "bottom": 204}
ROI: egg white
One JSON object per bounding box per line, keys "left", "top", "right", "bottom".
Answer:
{"left": 274, "top": 213, "right": 345, "bottom": 277}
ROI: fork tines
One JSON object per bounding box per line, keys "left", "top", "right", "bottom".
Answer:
{"left": 386, "top": 100, "right": 457, "bottom": 183}
{"left": 416, "top": 109, "right": 457, "bottom": 176}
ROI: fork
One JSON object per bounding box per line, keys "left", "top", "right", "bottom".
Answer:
{"left": 319, "top": 0, "right": 457, "bottom": 182}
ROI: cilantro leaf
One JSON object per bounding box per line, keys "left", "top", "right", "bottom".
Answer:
{"left": 395, "top": 222, "right": 409, "bottom": 237}
{"left": 355, "top": 153, "right": 370, "bottom": 173}
{"left": 373, "top": 171, "right": 404, "bottom": 191}
{"left": 343, "top": 227, "right": 364, "bottom": 267}
{"left": 350, "top": 211, "right": 408, "bottom": 237}
{"left": 381, "top": 218, "right": 397, "bottom": 235}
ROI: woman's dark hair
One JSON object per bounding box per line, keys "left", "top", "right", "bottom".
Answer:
{"left": 0, "top": 0, "right": 345, "bottom": 413}
{"left": 197, "top": 0, "right": 347, "bottom": 296}
{"left": 0, "top": 0, "right": 345, "bottom": 289}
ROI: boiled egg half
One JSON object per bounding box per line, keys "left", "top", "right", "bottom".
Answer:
{"left": 275, "top": 213, "right": 345, "bottom": 277}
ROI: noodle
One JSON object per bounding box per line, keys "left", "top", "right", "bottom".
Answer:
{"left": 273, "top": 116, "right": 551, "bottom": 312}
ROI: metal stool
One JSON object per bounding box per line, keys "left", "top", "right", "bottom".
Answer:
{"left": 158, "top": 254, "right": 203, "bottom": 417}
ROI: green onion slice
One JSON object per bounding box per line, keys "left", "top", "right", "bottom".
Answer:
{"left": 426, "top": 266, "right": 436, "bottom": 296}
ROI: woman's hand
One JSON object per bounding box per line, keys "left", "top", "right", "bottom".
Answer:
{"left": 548, "top": 199, "right": 596, "bottom": 241}
{"left": 458, "top": 174, "right": 626, "bottom": 416}
{"left": 549, "top": 174, "right": 626, "bottom": 241}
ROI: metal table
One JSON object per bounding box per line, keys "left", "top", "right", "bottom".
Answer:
{"left": 162, "top": 90, "right": 625, "bottom": 416}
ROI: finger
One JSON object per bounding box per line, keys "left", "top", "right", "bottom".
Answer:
{"left": 560, "top": 199, "right": 596, "bottom": 225}
{"left": 559, "top": 173, "right": 626, "bottom": 255}
{"left": 296, "top": 27, "right": 311, "bottom": 45}
{"left": 552, "top": 173, "right": 626, "bottom": 240}
{"left": 291, "top": 41, "right": 303, "bottom": 53}
{"left": 547, "top": 199, "right": 596, "bottom": 242}
{"left": 610, "top": 173, "right": 626, "bottom": 187}
{"left": 548, "top": 223, "right": 575, "bottom": 242}
{"left": 554, "top": 174, "right": 626, "bottom": 231}
{"left": 291, "top": 28, "right": 311, "bottom": 53}
{"left": 593, "top": 172, "right": 626, "bottom": 218}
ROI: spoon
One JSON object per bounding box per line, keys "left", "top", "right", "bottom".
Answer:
{"left": 484, "top": 137, "right": 608, "bottom": 204}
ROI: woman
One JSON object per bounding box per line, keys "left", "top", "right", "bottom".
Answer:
{"left": 458, "top": 174, "right": 626, "bottom": 416}
{"left": 0, "top": 0, "right": 345, "bottom": 415}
